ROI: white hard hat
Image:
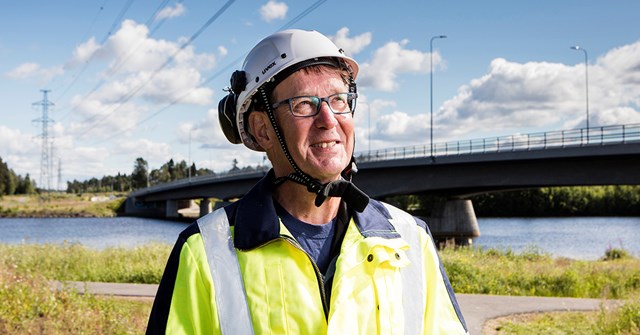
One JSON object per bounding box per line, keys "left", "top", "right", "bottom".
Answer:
{"left": 218, "top": 29, "right": 359, "bottom": 151}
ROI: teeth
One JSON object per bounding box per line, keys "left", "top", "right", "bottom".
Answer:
{"left": 313, "top": 141, "right": 336, "bottom": 148}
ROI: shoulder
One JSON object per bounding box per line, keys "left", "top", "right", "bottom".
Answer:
{"left": 373, "top": 199, "right": 430, "bottom": 234}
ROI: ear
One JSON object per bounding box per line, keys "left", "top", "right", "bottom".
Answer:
{"left": 248, "top": 112, "right": 274, "bottom": 150}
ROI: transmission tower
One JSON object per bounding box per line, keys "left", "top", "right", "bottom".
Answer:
{"left": 58, "top": 158, "right": 62, "bottom": 191}
{"left": 32, "top": 89, "right": 55, "bottom": 196}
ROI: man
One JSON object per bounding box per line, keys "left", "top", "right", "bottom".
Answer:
{"left": 147, "top": 29, "right": 468, "bottom": 335}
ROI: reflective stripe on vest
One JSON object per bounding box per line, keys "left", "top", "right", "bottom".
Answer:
{"left": 383, "top": 203, "right": 425, "bottom": 335}
{"left": 197, "top": 209, "right": 254, "bottom": 335}
{"left": 199, "top": 205, "right": 426, "bottom": 334}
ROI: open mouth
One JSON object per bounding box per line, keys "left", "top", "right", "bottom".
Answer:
{"left": 311, "top": 141, "right": 338, "bottom": 149}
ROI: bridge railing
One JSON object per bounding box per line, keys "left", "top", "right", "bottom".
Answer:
{"left": 356, "top": 123, "right": 640, "bottom": 163}
{"left": 129, "top": 165, "right": 271, "bottom": 196}
{"left": 131, "top": 124, "right": 640, "bottom": 195}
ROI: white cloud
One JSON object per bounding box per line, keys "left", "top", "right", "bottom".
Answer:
{"left": 178, "top": 109, "right": 265, "bottom": 172}
{"left": 6, "top": 62, "right": 40, "bottom": 79}
{"left": 6, "top": 62, "right": 64, "bottom": 83}
{"left": 115, "top": 138, "right": 172, "bottom": 164}
{"left": 67, "top": 37, "right": 101, "bottom": 67}
{"left": 155, "top": 3, "right": 186, "bottom": 20}
{"left": 260, "top": 0, "right": 287, "bottom": 22}
{"left": 62, "top": 19, "right": 216, "bottom": 138}
{"left": 218, "top": 45, "right": 228, "bottom": 57}
{"left": 436, "top": 41, "right": 640, "bottom": 138}
{"left": 0, "top": 126, "right": 39, "bottom": 157}
{"left": 358, "top": 39, "right": 437, "bottom": 91}
{"left": 376, "top": 111, "right": 429, "bottom": 142}
{"left": 329, "top": 27, "right": 372, "bottom": 56}
{"left": 355, "top": 40, "right": 640, "bottom": 150}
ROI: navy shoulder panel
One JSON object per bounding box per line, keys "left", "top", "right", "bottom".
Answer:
{"left": 413, "top": 216, "right": 431, "bottom": 235}
{"left": 146, "top": 221, "right": 200, "bottom": 334}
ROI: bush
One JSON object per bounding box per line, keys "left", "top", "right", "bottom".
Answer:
{"left": 602, "top": 247, "right": 631, "bottom": 261}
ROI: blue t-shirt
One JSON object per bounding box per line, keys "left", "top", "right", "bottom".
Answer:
{"left": 274, "top": 201, "right": 337, "bottom": 274}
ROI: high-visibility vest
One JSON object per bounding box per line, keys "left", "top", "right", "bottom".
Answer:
{"left": 190, "top": 203, "right": 467, "bottom": 334}
{"left": 147, "top": 173, "right": 468, "bottom": 334}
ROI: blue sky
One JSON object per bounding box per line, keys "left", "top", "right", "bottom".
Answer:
{"left": 1, "top": 0, "right": 639, "bottom": 188}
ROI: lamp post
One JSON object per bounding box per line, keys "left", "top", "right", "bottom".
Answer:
{"left": 430, "top": 35, "right": 447, "bottom": 159}
{"left": 188, "top": 128, "right": 193, "bottom": 180}
{"left": 367, "top": 102, "right": 371, "bottom": 154}
{"left": 570, "top": 45, "right": 589, "bottom": 140}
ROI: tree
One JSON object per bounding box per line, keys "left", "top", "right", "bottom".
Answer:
{"left": 0, "top": 157, "right": 19, "bottom": 196}
{"left": 131, "top": 157, "right": 149, "bottom": 190}
{"left": 167, "top": 159, "right": 175, "bottom": 181}
{"left": 0, "top": 158, "right": 7, "bottom": 195}
{"left": 15, "top": 174, "right": 36, "bottom": 194}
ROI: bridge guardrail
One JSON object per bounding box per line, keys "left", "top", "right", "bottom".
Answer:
{"left": 131, "top": 124, "right": 640, "bottom": 196}
{"left": 129, "top": 166, "right": 270, "bottom": 197}
{"left": 356, "top": 123, "right": 640, "bottom": 163}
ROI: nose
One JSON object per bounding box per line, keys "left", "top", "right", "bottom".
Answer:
{"left": 314, "top": 100, "right": 338, "bottom": 129}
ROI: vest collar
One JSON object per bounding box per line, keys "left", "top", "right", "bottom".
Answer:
{"left": 232, "top": 169, "right": 401, "bottom": 250}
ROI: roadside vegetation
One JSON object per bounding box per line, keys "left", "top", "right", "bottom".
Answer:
{"left": 440, "top": 247, "right": 640, "bottom": 334}
{"left": 0, "top": 265, "right": 150, "bottom": 334}
{"left": 439, "top": 246, "right": 640, "bottom": 299}
{"left": 1, "top": 243, "right": 639, "bottom": 334}
{"left": 487, "top": 298, "right": 640, "bottom": 334}
{"left": 0, "top": 192, "right": 125, "bottom": 218}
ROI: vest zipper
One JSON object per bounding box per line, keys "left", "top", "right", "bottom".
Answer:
{"left": 281, "top": 235, "right": 330, "bottom": 319}
{"left": 238, "top": 236, "right": 330, "bottom": 319}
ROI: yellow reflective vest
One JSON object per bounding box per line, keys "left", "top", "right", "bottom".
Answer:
{"left": 147, "top": 172, "right": 468, "bottom": 334}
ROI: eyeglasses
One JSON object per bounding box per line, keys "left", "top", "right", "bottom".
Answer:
{"left": 272, "top": 92, "right": 358, "bottom": 117}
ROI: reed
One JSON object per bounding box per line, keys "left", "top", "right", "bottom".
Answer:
{"left": 0, "top": 243, "right": 171, "bottom": 284}
{"left": 492, "top": 296, "right": 640, "bottom": 334}
{"left": 0, "top": 265, "right": 151, "bottom": 334}
{"left": 439, "top": 246, "right": 640, "bottom": 299}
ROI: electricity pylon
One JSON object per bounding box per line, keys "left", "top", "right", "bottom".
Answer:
{"left": 32, "top": 89, "right": 55, "bottom": 197}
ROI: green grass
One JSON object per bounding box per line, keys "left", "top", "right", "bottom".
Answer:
{"left": 0, "top": 193, "right": 125, "bottom": 218}
{"left": 439, "top": 246, "right": 640, "bottom": 299}
{"left": 0, "top": 265, "right": 151, "bottom": 334}
{"left": 0, "top": 243, "right": 171, "bottom": 284}
{"left": 491, "top": 296, "right": 640, "bottom": 334}
{"left": 1, "top": 243, "right": 639, "bottom": 334}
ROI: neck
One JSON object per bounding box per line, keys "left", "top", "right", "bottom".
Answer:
{"left": 274, "top": 181, "right": 341, "bottom": 224}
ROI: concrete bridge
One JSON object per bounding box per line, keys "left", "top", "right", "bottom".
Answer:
{"left": 124, "top": 124, "right": 640, "bottom": 244}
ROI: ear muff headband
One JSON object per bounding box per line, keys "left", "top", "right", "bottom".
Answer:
{"left": 218, "top": 70, "right": 249, "bottom": 144}
{"left": 218, "top": 93, "right": 242, "bottom": 144}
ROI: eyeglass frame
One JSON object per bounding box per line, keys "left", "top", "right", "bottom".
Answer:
{"left": 271, "top": 92, "right": 358, "bottom": 118}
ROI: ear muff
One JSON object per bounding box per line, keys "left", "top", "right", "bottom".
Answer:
{"left": 218, "top": 70, "right": 248, "bottom": 144}
{"left": 348, "top": 78, "right": 358, "bottom": 113}
{"left": 218, "top": 93, "right": 242, "bottom": 144}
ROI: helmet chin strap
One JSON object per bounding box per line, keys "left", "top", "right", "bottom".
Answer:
{"left": 258, "top": 87, "right": 369, "bottom": 212}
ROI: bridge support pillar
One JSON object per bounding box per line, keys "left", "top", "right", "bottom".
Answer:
{"left": 199, "top": 198, "right": 212, "bottom": 217}
{"left": 428, "top": 198, "right": 480, "bottom": 248}
{"left": 166, "top": 200, "right": 179, "bottom": 218}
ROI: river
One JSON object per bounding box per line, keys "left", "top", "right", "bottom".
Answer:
{"left": 1, "top": 216, "right": 639, "bottom": 260}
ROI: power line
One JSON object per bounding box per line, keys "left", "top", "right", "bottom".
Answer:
{"left": 90, "top": 0, "right": 330, "bottom": 145}
{"left": 55, "top": 0, "right": 140, "bottom": 121}
{"left": 105, "top": 0, "right": 136, "bottom": 42}
{"left": 76, "top": 0, "right": 236, "bottom": 138}
{"left": 51, "top": 1, "right": 110, "bottom": 103}
{"left": 58, "top": 0, "right": 180, "bottom": 123}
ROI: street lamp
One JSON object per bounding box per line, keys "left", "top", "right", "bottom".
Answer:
{"left": 430, "top": 35, "right": 447, "bottom": 159}
{"left": 570, "top": 45, "right": 590, "bottom": 139}
{"left": 188, "top": 128, "right": 193, "bottom": 179}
